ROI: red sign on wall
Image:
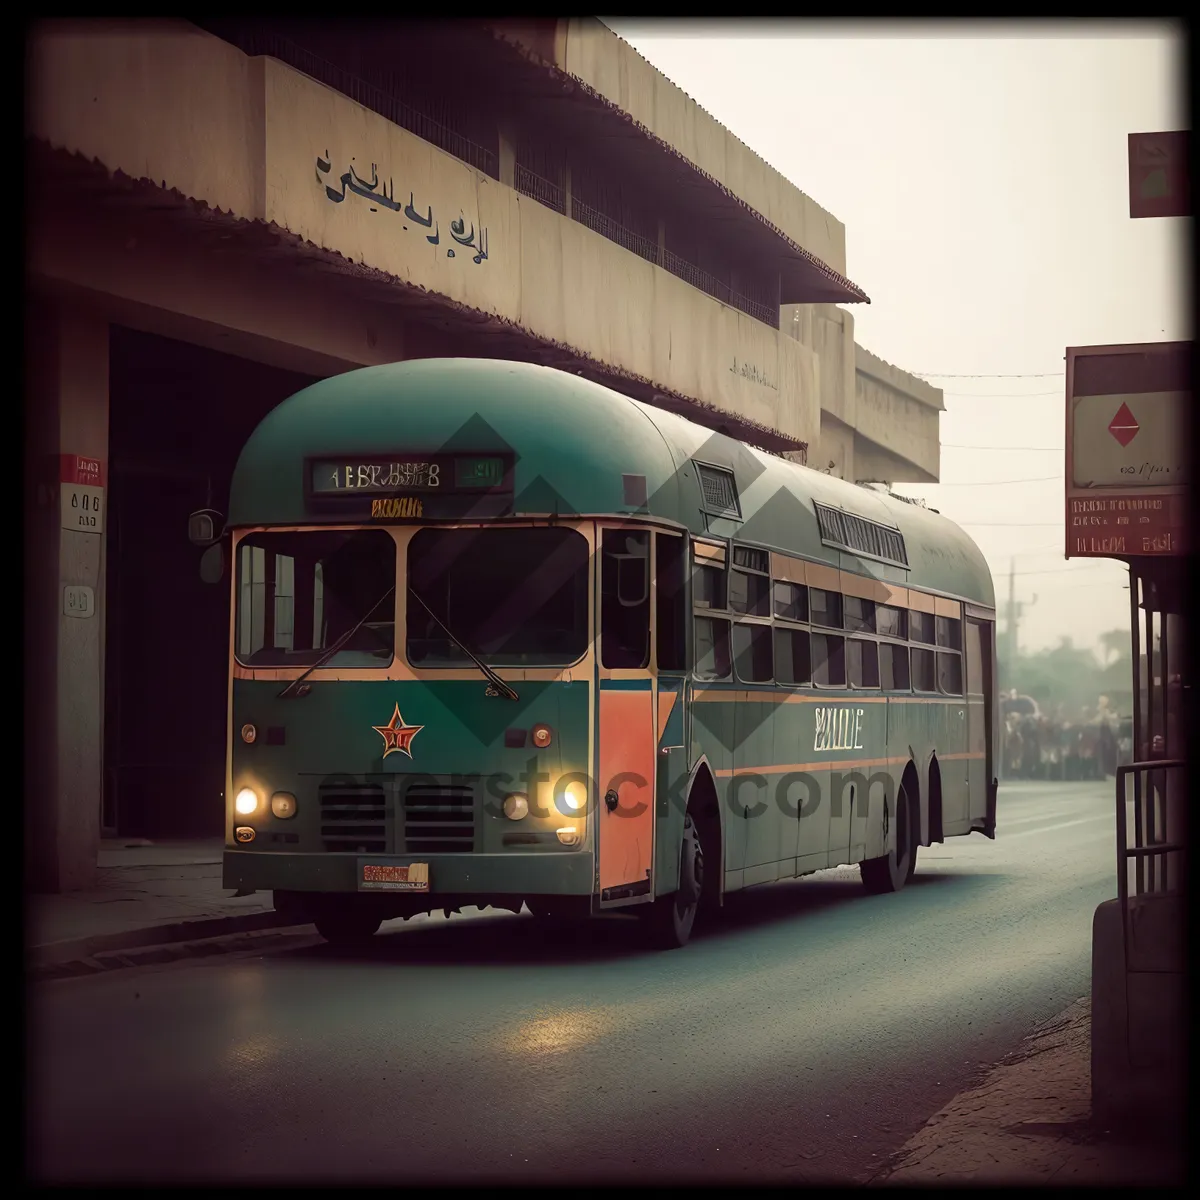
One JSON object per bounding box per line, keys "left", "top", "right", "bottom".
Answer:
{"left": 1128, "top": 131, "right": 1189, "bottom": 219}
{"left": 59, "top": 454, "right": 106, "bottom": 487}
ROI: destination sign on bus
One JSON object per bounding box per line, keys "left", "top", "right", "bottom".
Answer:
{"left": 310, "top": 455, "right": 507, "bottom": 496}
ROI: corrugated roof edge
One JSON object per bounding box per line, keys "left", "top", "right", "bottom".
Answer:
{"left": 487, "top": 27, "right": 870, "bottom": 305}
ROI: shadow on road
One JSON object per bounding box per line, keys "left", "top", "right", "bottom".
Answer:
{"left": 285, "top": 867, "right": 1003, "bottom": 970}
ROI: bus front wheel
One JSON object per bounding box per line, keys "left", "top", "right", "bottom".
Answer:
{"left": 311, "top": 898, "right": 383, "bottom": 947}
{"left": 860, "top": 782, "right": 918, "bottom": 895}
{"left": 639, "top": 813, "right": 703, "bottom": 949}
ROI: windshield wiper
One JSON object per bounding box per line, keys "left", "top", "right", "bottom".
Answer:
{"left": 277, "top": 584, "right": 396, "bottom": 699}
{"left": 408, "top": 586, "right": 519, "bottom": 701}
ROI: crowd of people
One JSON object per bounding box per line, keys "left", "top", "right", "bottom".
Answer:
{"left": 1001, "top": 692, "right": 1130, "bottom": 781}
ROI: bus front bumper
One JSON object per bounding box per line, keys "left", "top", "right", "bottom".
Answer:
{"left": 223, "top": 849, "right": 596, "bottom": 897}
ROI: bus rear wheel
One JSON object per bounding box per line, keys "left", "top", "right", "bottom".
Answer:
{"left": 311, "top": 898, "right": 383, "bottom": 947}
{"left": 639, "top": 813, "right": 703, "bottom": 949}
{"left": 860, "top": 781, "right": 918, "bottom": 895}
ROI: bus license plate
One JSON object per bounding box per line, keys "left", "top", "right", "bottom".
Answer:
{"left": 360, "top": 862, "right": 429, "bottom": 892}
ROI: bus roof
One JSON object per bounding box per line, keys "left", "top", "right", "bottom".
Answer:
{"left": 229, "top": 358, "right": 995, "bottom": 608}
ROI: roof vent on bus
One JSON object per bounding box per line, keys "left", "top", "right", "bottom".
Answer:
{"left": 695, "top": 462, "right": 741, "bottom": 518}
{"left": 814, "top": 501, "right": 909, "bottom": 568}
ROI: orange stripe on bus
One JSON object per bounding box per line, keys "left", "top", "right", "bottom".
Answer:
{"left": 714, "top": 750, "right": 985, "bottom": 777}
{"left": 692, "top": 689, "right": 970, "bottom": 706}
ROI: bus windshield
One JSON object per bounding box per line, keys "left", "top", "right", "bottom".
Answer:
{"left": 407, "top": 527, "right": 589, "bottom": 667}
{"left": 235, "top": 529, "right": 396, "bottom": 668}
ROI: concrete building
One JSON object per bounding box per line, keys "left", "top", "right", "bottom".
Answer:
{"left": 25, "top": 18, "right": 943, "bottom": 892}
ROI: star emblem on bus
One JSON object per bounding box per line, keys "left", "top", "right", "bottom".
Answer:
{"left": 373, "top": 704, "right": 424, "bottom": 759}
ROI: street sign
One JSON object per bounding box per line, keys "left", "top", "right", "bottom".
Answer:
{"left": 1065, "top": 342, "right": 1190, "bottom": 559}
{"left": 1128, "top": 131, "right": 1189, "bottom": 219}
{"left": 59, "top": 454, "right": 105, "bottom": 535}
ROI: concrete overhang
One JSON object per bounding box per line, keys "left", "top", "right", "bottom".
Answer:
{"left": 468, "top": 23, "right": 869, "bottom": 308}
{"left": 26, "top": 139, "right": 808, "bottom": 457}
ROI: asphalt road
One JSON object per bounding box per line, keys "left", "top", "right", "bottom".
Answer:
{"left": 29, "top": 780, "right": 1117, "bottom": 1185}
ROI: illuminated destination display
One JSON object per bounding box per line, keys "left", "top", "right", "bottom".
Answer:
{"left": 310, "top": 455, "right": 507, "bottom": 496}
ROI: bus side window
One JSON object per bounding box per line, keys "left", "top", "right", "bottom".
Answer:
{"left": 910, "top": 610, "right": 936, "bottom": 645}
{"left": 813, "top": 632, "right": 846, "bottom": 686}
{"left": 601, "top": 530, "right": 650, "bottom": 669}
{"left": 938, "top": 652, "right": 963, "bottom": 695}
{"left": 733, "top": 622, "right": 773, "bottom": 683}
{"left": 775, "top": 627, "right": 811, "bottom": 685}
{"left": 965, "top": 620, "right": 985, "bottom": 696}
{"left": 848, "top": 638, "right": 880, "bottom": 688}
{"left": 880, "top": 643, "right": 911, "bottom": 691}
{"left": 655, "top": 533, "right": 687, "bottom": 672}
{"left": 694, "top": 616, "right": 731, "bottom": 680}
{"left": 912, "top": 647, "right": 937, "bottom": 692}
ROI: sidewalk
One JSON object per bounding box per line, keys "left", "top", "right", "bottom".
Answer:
{"left": 869, "top": 996, "right": 1184, "bottom": 1186}
{"left": 27, "top": 840, "right": 297, "bottom": 977}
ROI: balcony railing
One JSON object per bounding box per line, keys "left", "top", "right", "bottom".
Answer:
{"left": 223, "top": 30, "right": 498, "bottom": 178}
{"left": 514, "top": 163, "right": 566, "bottom": 215}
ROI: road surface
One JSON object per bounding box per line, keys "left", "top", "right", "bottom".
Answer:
{"left": 29, "top": 780, "right": 1116, "bottom": 1184}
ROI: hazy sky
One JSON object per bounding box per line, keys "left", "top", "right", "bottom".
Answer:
{"left": 606, "top": 20, "right": 1187, "bottom": 656}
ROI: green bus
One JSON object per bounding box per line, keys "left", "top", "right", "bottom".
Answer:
{"left": 203, "top": 358, "right": 998, "bottom": 949}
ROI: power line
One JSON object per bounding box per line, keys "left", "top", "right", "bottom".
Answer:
{"left": 1005, "top": 564, "right": 1122, "bottom": 577}
{"left": 916, "top": 371, "right": 1065, "bottom": 379}
{"left": 943, "top": 389, "right": 1064, "bottom": 398}
{"left": 942, "top": 443, "right": 1063, "bottom": 451}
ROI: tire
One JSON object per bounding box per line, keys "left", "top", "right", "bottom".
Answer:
{"left": 639, "top": 812, "right": 704, "bottom": 949}
{"left": 311, "top": 899, "right": 383, "bottom": 947}
{"left": 860, "top": 781, "right": 918, "bottom": 895}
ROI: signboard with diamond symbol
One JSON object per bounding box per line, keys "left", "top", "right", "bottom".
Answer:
{"left": 1107, "top": 401, "right": 1139, "bottom": 447}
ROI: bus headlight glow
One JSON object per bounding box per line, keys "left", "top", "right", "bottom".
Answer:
{"left": 234, "top": 787, "right": 259, "bottom": 816}
{"left": 270, "top": 792, "right": 297, "bottom": 819}
{"left": 503, "top": 793, "right": 529, "bottom": 821}
{"left": 556, "top": 779, "right": 589, "bottom": 815}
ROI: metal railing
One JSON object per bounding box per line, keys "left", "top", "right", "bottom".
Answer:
{"left": 514, "top": 164, "right": 566, "bottom": 215}
{"left": 514, "top": 166, "right": 779, "bottom": 328}
{"left": 230, "top": 30, "right": 498, "bottom": 178}
{"left": 1115, "top": 758, "right": 1185, "bottom": 970}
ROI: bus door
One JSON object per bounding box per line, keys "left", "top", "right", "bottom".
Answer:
{"left": 596, "top": 526, "right": 656, "bottom": 908}
{"left": 653, "top": 531, "right": 689, "bottom": 890}
{"left": 965, "top": 613, "right": 994, "bottom": 825}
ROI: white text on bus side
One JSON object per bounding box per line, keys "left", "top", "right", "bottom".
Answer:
{"left": 814, "top": 706, "right": 865, "bottom": 753}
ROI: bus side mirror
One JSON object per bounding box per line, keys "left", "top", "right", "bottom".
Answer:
{"left": 200, "top": 543, "right": 226, "bottom": 585}
{"left": 188, "top": 509, "right": 224, "bottom": 547}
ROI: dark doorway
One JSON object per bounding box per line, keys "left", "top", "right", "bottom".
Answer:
{"left": 105, "top": 328, "right": 319, "bottom": 839}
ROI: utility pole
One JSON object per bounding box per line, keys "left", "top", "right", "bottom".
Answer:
{"left": 1003, "top": 559, "right": 1036, "bottom": 683}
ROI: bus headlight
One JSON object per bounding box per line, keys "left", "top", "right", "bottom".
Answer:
{"left": 234, "top": 787, "right": 259, "bottom": 815}
{"left": 503, "top": 793, "right": 529, "bottom": 821}
{"left": 556, "top": 827, "right": 581, "bottom": 846}
{"left": 270, "top": 792, "right": 297, "bottom": 819}
{"left": 555, "top": 778, "right": 589, "bottom": 816}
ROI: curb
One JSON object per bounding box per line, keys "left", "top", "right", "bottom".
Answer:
{"left": 30, "top": 911, "right": 307, "bottom": 980}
